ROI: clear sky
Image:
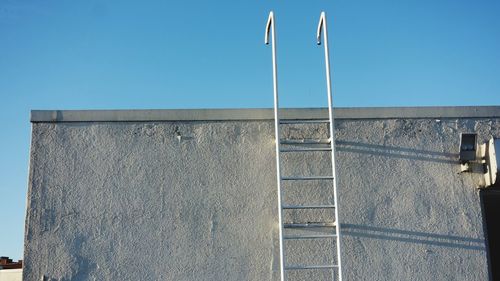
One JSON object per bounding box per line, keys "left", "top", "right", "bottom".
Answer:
{"left": 1, "top": 0, "right": 500, "bottom": 260}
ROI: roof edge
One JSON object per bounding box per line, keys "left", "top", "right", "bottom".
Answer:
{"left": 31, "top": 106, "right": 500, "bottom": 122}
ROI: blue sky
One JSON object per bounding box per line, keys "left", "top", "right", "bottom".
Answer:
{"left": 1, "top": 0, "right": 500, "bottom": 260}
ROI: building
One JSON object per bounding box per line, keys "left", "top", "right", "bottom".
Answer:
{"left": 24, "top": 107, "right": 500, "bottom": 280}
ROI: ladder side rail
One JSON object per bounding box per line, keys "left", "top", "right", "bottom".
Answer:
{"left": 317, "top": 11, "right": 343, "bottom": 281}
{"left": 265, "top": 11, "right": 286, "bottom": 281}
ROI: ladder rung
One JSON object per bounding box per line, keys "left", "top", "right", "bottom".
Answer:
{"left": 280, "top": 119, "right": 330, "bottom": 124}
{"left": 282, "top": 204, "right": 335, "bottom": 209}
{"left": 280, "top": 139, "right": 331, "bottom": 145}
{"left": 285, "top": 264, "right": 339, "bottom": 270}
{"left": 284, "top": 222, "right": 336, "bottom": 228}
{"left": 280, "top": 147, "right": 332, "bottom": 152}
{"left": 283, "top": 234, "right": 336, "bottom": 240}
{"left": 281, "top": 176, "right": 333, "bottom": 181}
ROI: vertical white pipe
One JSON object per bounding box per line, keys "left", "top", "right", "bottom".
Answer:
{"left": 266, "top": 11, "right": 286, "bottom": 281}
{"left": 318, "top": 11, "right": 343, "bottom": 281}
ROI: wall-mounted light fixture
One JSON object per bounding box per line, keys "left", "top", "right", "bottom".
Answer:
{"left": 458, "top": 133, "right": 485, "bottom": 175}
{"left": 459, "top": 133, "right": 500, "bottom": 188}
{"left": 459, "top": 133, "right": 477, "bottom": 164}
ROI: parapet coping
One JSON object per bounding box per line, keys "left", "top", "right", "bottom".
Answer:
{"left": 31, "top": 106, "right": 500, "bottom": 122}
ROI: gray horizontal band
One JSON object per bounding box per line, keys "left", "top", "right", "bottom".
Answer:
{"left": 31, "top": 106, "right": 500, "bottom": 123}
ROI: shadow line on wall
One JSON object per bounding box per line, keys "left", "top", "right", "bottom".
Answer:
{"left": 342, "top": 223, "right": 485, "bottom": 251}
{"left": 336, "top": 140, "right": 458, "bottom": 164}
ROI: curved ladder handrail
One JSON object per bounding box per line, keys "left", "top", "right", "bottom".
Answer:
{"left": 317, "top": 11, "right": 343, "bottom": 281}
{"left": 265, "top": 11, "right": 286, "bottom": 281}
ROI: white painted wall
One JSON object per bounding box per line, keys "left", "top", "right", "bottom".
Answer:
{"left": 23, "top": 108, "right": 500, "bottom": 280}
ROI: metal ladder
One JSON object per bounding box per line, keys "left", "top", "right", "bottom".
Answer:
{"left": 265, "top": 11, "right": 343, "bottom": 281}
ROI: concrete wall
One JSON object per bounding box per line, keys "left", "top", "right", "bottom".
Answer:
{"left": 24, "top": 107, "right": 500, "bottom": 281}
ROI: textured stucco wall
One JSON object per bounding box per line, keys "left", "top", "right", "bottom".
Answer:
{"left": 24, "top": 109, "right": 499, "bottom": 281}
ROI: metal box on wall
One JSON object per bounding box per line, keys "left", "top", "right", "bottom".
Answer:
{"left": 459, "top": 133, "right": 478, "bottom": 163}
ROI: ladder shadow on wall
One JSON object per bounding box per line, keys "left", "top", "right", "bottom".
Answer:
{"left": 341, "top": 224, "right": 485, "bottom": 251}
{"left": 336, "top": 140, "right": 458, "bottom": 164}
{"left": 333, "top": 141, "right": 483, "bottom": 251}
